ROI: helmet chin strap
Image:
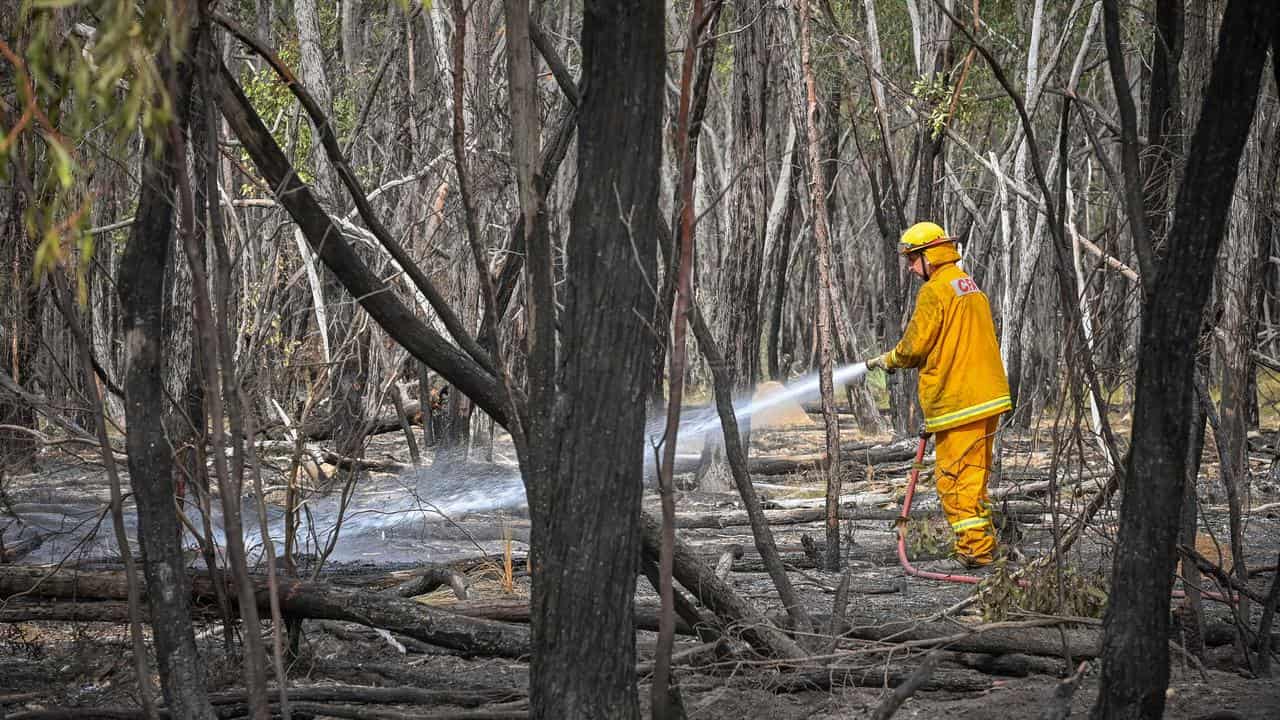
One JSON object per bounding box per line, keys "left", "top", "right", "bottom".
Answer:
{"left": 913, "top": 253, "right": 931, "bottom": 280}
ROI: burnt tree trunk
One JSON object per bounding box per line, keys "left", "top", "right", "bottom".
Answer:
{"left": 116, "top": 49, "right": 217, "bottom": 720}
{"left": 0, "top": 162, "right": 40, "bottom": 472}
{"left": 326, "top": 299, "right": 371, "bottom": 460}
{"left": 172, "top": 75, "right": 208, "bottom": 496}
{"left": 525, "top": 1, "right": 664, "bottom": 717}
{"left": 721, "top": 0, "right": 770, "bottom": 423}
{"left": 1092, "top": 2, "right": 1276, "bottom": 718}
{"left": 0, "top": 3, "right": 42, "bottom": 473}
{"left": 1142, "top": 0, "right": 1184, "bottom": 259}
{"left": 795, "top": 0, "right": 842, "bottom": 571}
{"left": 1176, "top": 342, "right": 1210, "bottom": 660}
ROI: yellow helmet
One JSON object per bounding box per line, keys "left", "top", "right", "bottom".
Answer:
{"left": 899, "top": 221, "right": 953, "bottom": 255}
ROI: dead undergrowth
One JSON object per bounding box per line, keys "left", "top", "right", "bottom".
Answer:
{"left": 2, "top": 418, "right": 1278, "bottom": 719}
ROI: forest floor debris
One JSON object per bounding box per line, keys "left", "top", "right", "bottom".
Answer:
{"left": 2, "top": 417, "right": 1279, "bottom": 718}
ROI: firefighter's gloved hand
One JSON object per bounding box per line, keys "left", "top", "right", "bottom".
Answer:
{"left": 865, "top": 354, "right": 893, "bottom": 374}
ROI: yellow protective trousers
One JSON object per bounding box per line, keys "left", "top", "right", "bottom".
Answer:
{"left": 934, "top": 415, "right": 999, "bottom": 563}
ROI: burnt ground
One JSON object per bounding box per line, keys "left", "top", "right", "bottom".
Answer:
{"left": 2, "top": 412, "right": 1279, "bottom": 719}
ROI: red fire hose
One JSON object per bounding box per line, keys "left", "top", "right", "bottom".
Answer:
{"left": 895, "top": 431, "right": 994, "bottom": 585}
{"left": 894, "top": 431, "right": 1230, "bottom": 604}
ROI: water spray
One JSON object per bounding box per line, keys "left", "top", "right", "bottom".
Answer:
{"left": 679, "top": 361, "right": 869, "bottom": 438}
{"left": 9, "top": 362, "right": 878, "bottom": 567}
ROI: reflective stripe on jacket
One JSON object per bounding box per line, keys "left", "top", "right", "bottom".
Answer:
{"left": 884, "top": 246, "right": 1012, "bottom": 433}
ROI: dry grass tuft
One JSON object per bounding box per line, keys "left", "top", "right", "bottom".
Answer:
{"left": 413, "top": 525, "right": 524, "bottom": 606}
{"left": 501, "top": 526, "right": 515, "bottom": 595}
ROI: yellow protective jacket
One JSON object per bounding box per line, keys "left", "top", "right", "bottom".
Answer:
{"left": 884, "top": 244, "right": 1012, "bottom": 433}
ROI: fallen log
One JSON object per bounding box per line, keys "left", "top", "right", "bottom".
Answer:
{"left": 840, "top": 618, "right": 1102, "bottom": 659}
{"left": 871, "top": 650, "right": 942, "bottom": 719}
{"left": 640, "top": 556, "right": 722, "bottom": 641}
{"left": 1202, "top": 621, "right": 1280, "bottom": 649}
{"left": 0, "top": 566, "right": 529, "bottom": 658}
{"left": 676, "top": 507, "right": 856, "bottom": 529}
{"left": 749, "top": 445, "right": 918, "bottom": 477}
{"left": 315, "top": 619, "right": 458, "bottom": 656}
{"left": 724, "top": 439, "right": 920, "bottom": 477}
{"left": 0, "top": 584, "right": 722, "bottom": 643}
{"left": 938, "top": 650, "right": 1069, "bottom": 678}
{"left": 267, "top": 701, "right": 526, "bottom": 720}
{"left": 728, "top": 547, "right": 902, "bottom": 571}
{"left": 635, "top": 639, "right": 727, "bottom": 677}
{"left": 244, "top": 581, "right": 522, "bottom": 658}
{"left": 0, "top": 600, "right": 223, "bottom": 624}
{"left": 323, "top": 451, "right": 410, "bottom": 473}
{"left": 841, "top": 440, "right": 922, "bottom": 465}
{"left": 639, "top": 511, "right": 807, "bottom": 659}
{"left": 325, "top": 556, "right": 531, "bottom": 590}
{"left": 259, "top": 401, "right": 424, "bottom": 443}
{"left": 6, "top": 703, "right": 526, "bottom": 720}
{"left": 391, "top": 566, "right": 470, "bottom": 600}
{"left": 205, "top": 684, "right": 525, "bottom": 709}
{"left": 746, "top": 456, "right": 826, "bottom": 476}
{"left": 764, "top": 664, "right": 993, "bottom": 694}
{"left": 765, "top": 493, "right": 1058, "bottom": 514}
{"left": 765, "top": 491, "right": 894, "bottom": 510}
{"left": 0, "top": 533, "right": 44, "bottom": 563}
{"left": 990, "top": 472, "right": 1108, "bottom": 500}
{"left": 436, "top": 597, "right": 714, "bottom": 637}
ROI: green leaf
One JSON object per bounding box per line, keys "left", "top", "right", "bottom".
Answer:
{"left": 31, "top": 0, "right": 82, "bottom": 8}
{"left": 32, "top": 227, "right": 62, "bottom": 281}
{"left": 48, "top": 138, "right": 75, "bottom": 189}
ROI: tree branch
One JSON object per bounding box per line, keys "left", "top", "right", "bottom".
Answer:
{"left": 212, "top": 62, "right": 517, "bottom": 429}
{"left": 212, "top": 12, "right": 497, "bottom": 378}
{"left": 1101, "top": 0, "right": 1155, "bottom": 290}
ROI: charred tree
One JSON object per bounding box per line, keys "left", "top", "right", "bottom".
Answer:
{"left": 116, "top": 44, "right": 218, "bottom": 720}
{"left": 1142, "top": 0, "right": 1184, "bottom": 260}
{"left": 720, "top": 0, "right": 770, "bottom": 421}
{"left": 795, "top": 0, "right": 842, "bottom": 570}
{"left": 524, "top": 1, "right": 665, "bottom": 717}
{"left": 0, "top": 5, "right": 42, "bottom": 472}
{"left": 0, "top": 159, "right": 40, "bottom": 472}
{"left": 1092, "top": 2, "right": 1276, "bottom": 717}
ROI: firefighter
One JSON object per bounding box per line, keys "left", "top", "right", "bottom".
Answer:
{"left": 866, "top": 222, "right": 1012, "bottom": 568}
